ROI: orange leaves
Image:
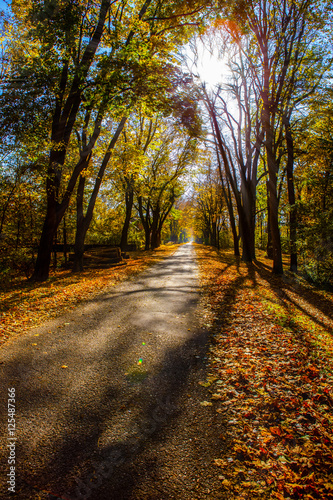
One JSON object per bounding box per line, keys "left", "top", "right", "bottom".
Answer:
{"left": 305, "top": 365, "right": 320, "bottom": 379}
{"left": 195, "top": 245, "right": 333, "bottom": 499}
{"left": 270, "top": 426, "right": 283, "bottom": 437}
{"left": 0, "top": 245, "right": 178, "bottom": 344}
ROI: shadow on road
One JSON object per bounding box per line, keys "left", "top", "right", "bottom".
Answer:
{"left": 0, "top": 245, "right": 228, "bottom": 500}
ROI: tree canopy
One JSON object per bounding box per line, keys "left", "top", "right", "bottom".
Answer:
{"left": 0, "top": 0, "right": 332, "bottom": 287}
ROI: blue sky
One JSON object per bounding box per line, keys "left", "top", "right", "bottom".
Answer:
{"left": 0, "top": 0, "right": 9, "bottom": 12}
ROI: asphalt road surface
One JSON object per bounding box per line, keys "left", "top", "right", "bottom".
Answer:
{"left": 0, "top": 244, "right": 226, "bottom": 500}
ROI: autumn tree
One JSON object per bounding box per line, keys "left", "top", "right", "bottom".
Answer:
{"left": 135, "top": 121, "right": 198, "bottom": 250}
{"left": 226, "top": 0, "right": 329, "bottom": 273}
{"left": 109, "top": 110, "right": 159, "bottom": 253}
{"left": 193, "top": 162, "right": 226, "bottom": 247}
{"left": 295, "top": 94, "right": 333, "bottom": 285}
{"left": 201, "top": 36, "right": 263, "bottom": 261}
{"left": 1, "top": 0, "right": 214, "bottom": 281}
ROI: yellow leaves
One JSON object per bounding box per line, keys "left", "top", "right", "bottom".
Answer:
{"left": 271, "top": 493, "right": 286, "bottom": 500}
{"left": 198, "top": 381, "right": 210, "bottom": 388}
{"left": 324, "top": 483, "right": 333, "bottom": 490}
{"left": 214, "top": 458, "right": 228, "bottom": 467}
{"left": 61, "top": 365, "right": 68, "bottom": 369}
{"left": 210, "top": 393, "right": 222, "bottom": 400}
{"left": 198, "top": 375, "right": 217, "bottom": 387}
{"left": 221, "top": 479, "right": 232, "bottom": 488}
{"left": 200, "top": 401, "right": 213, "bottom": 407}
{"left": 1, "top": 245, "right": 178, "bottom": 344}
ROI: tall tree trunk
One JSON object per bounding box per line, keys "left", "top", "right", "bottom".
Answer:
{"left": 120, "top": 188, "right": 134, "bottom": 251}
{"left": 31, "top": 193, "right": 60, "bottom": 281}
{"left": 221, "top": 177, "right": 240, "bottom": 257}
{"left": 73, "top": 175, "right": 86, "bottom": 272}
{"left": 138, "top": 196, "right": 151, "bottom": 250}
{"left": 151, "top": 206, "right": 160, "bottom": 250}
{"left": 238, "top": 206, "right": 254, "bottom": 262}
{"left": 284, "top": 115, "right": 297, "bottom": 272}
{"left": 72, "top": 117, "right": 127, "bottom": 271}
{"left": 267, "top": 177, "right": 283, "bottom": 273}
{"left": 144, "top": 228, "right": 151, "bottom": 251}
{"left": 263, "top": 108, "right": 283, "bottom": 274}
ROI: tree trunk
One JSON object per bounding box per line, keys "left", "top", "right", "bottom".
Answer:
{"left": 120, "top": 188, "right": 134, "bottom": 251}
{"left": 223, "top": 179, "right": 240, "bottom": 257}
{"left": 63, "top": 216, "right": 68, "bottom": 267}
{"left": 151, "top": 220, "right": 160, "bottom": 250}
{"left": 267, "top": 177, "right": 283, "bottom": 273}
{"left": 30, "top": 188, "right": 60, "bottom": 281}
{"left": 284, "top": 115, "right": 297, "bottom": 272}
{"left": 138, "top": 196, "right": 151, "bottom": 251}
{"left": 238, "top": 207, "right": 254, "bottom": 262}
{"left": 156, "top": 230, "right": 162, "bottom": 248}
{"left": 73, "top": 175, "right": 86, "bottom": 272}
{"left": 144, "top": 228, "right": 151, "bottom": 250}
{"left": 263, "top": 108, "right": 283, "bottom": 274}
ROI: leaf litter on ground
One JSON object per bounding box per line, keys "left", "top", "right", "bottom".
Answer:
{"left": 0, "top": 244, "right": 179, "bottom": 345}
{"left": 195, "top": 245, "right": 333, "bottom": 500}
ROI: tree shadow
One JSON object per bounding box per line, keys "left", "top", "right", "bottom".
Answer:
{"left": 253, "top": 260, "right": 333, "bottom": 336}
{"left": 1, "top": 325, "right": 228, "bottom": 500}
{"left": 0, "top": 244, "right": 230, "bottom": 500}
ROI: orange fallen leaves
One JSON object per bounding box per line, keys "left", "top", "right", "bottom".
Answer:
{"left": 0, "top": 244, "right": 179, "bottom": 345}
{"left": 195, "top": 245, "right": 333, "bottom": 500}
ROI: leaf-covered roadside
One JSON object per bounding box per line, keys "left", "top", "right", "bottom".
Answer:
{"left": 0, "top": 244, "right": 179, "bottom": 346}
{"left": 195, "top": 245, "right": 333, "bottom": 500}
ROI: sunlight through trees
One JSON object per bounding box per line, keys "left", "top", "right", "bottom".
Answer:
{"left": 0, "top": 0, "right": 332, "bottom": 285}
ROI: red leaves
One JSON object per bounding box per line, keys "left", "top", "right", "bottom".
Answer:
{"left": 305, "top": 365, "right": 320, "bottom": 379}
{"left": 196, "top": 246, "right": 333, "bottom": 499}
{"left": 270, "top": 426, "right": 283, "bottom": 437}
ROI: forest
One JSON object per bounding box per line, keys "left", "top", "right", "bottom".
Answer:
{"left": 0, "top": 0, "right": 332, "bottom": 286}
{"left": 1, "top": 3, "right": 333, "bottom": 499}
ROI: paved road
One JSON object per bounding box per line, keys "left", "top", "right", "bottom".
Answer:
{"left": 0, "top": 244, "right": 226, "bottom": 500}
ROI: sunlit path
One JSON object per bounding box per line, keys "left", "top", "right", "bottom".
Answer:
{"left": 0, "top": 244, "right": 226, "bottom": 500}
